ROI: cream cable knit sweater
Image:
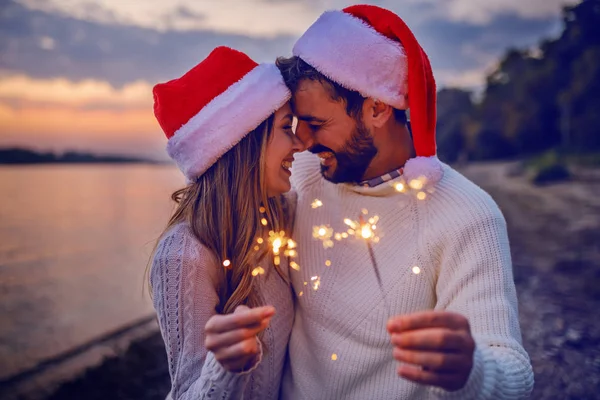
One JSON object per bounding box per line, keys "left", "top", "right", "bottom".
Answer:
{"left": 150, "top": 223, "right": 294, "bottom": 400}
{"left": 282, "top": 152, "right": 534, "bottom": 399}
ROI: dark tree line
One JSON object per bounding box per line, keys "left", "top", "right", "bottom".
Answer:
{"left": 436, "top": 0, "right": 600, "bottom": 163}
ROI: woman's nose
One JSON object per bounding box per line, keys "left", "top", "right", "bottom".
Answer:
{"left": 292, "top": 132, "right": 307, "bottom": 153}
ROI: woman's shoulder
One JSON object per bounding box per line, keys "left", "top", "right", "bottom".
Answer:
{"left": 159, "top": 221, "right": 197, "bottom": 245}
{"left": 152, "top": 222, "right": 220, "bottom": 282}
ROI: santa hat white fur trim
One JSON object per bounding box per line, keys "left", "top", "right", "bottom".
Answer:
{"left": 403, "top": 156, "right": 444, "bottom": 187}
{"left": 293, "top": 10, "right": 408, "bottom": 109}
{"left": 167, "top": 63, "right": 290, "bottom": 181}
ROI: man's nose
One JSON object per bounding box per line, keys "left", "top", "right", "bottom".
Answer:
{"left": 295, "top": 123, "right": 314, "bottom": 149}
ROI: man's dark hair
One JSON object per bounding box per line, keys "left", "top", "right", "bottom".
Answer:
{"left": 276, "top": 56, "right": 407, "bottom": 124}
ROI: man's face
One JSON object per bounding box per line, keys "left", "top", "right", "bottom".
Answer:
{"left": 292, "top": 80, "right": 377, "bottom": 183}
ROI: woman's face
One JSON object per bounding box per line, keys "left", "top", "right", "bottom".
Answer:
{"left": 265, "top": 102, "right": 304, "bottom": 196}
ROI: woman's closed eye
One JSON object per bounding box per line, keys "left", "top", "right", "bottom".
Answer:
{"left": 283, "top": 125, "right": 296, "bottom": 136}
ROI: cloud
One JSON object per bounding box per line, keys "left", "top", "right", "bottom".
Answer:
{"left": 0, "top": 75, "right": 152, "bottom": 109}
{"left": 413, "top": 13, "right": 561, "bottom": 78}
{"left": 0, "top": 102, "right": 165, "bottom": 157}
{"left": 248, "top": 0, "right": 579, "bottom": 26}
{"left": 438, "top": 0, "right": 580, "bottom": 24}
{"left": 2, "top": 0, "right": 567, "bottom": 91}
{"left": 15, "top": 0, "right": 319, "bottom": 37}
{"left": 0, "top": 0, "right": 576, "bottom": 156}
{"left": 1, "top": 0, "right": 297, "bottom": 87}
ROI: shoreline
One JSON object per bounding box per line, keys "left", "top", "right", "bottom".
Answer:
{"left": 1, "top": 318, "right": 160, "bottom": 400}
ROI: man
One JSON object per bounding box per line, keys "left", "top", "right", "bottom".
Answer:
{"left": 278, "top": 5, "right": 533, "bottom": 399}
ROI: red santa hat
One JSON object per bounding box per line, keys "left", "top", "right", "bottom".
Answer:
{"left": 153, "top": 46, "right": 290, "bottom": 181}
{"left": 292, "top": 4, "right": 443, "bottom": 185}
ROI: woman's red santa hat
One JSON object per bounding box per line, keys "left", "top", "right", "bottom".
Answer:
{"left": 153, "top": 46, "right": 290, "bottom": 181}
{"left": 293, "top": 4, "right": 443, "bottom": 186}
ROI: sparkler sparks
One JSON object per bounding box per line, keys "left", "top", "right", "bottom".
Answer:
{"left": 312, "top": 225, "right": 334, "bottom": 248}
{"left": 409, "top": 178, "right": 424, "bottom": 190}
{"left": 259, "top": 230, "right": 299, "bottom": 270}
{"left": 344, "top": 215, "right": 380, "bottom": 241}
{"left": 394, "top": 182, "right": 406, "bottom": 192}
{"left": 311, "top": 275, "right": 321, "bottom": 291}
{"left": 311, "top": 199, "right": 324, "bottom": 209}
{"left": 251, "top": 266, "right": 265, "bottom": 276}
{"left": 222, "top": 259, "right": 231, "bottom": 269}
{"left": 392, "top": 176, "right": 434, "bottom": 201}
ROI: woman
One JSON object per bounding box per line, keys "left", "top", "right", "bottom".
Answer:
{"left": 150, "top": 47, "right": 304, "bottom": 399}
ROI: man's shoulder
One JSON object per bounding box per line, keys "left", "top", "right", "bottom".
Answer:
{"left": 430, "top": 164, "right": 505, "bottom": 225}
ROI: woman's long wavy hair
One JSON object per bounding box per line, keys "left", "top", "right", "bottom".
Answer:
{"left": 149, "top": 115, "right": 289, "bottom": 314}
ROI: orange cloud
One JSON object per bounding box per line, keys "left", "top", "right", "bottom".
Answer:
{"left": 0, "top": 75, "right": 152, "bottom": 109}
{"left": 0, "top": 103, "right": 156, "bottom": 135}
{"left": 0, "top": 75, "right": 166, "bottom": 156}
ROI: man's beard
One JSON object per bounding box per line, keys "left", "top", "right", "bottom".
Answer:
{"left": 312, "top": 119, "right": 378, "bottom": 184}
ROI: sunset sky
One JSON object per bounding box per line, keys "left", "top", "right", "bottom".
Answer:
{"left": 0, "top": 0, "right": 578, "bottom": 159}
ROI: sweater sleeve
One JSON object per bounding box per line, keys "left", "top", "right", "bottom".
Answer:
{"left": 150, "top": 224, "right": 262, "bottom": 400}
{"left": 427, "top": 204, "right": 534, "bottom": 399}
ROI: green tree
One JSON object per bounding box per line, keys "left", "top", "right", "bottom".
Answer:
{"left": 447, "top": 0, "right": 600, "bottom": 160}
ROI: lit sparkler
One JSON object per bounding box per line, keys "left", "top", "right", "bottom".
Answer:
{"left": 344, "top": 212, "right": 389, "bottom": 309}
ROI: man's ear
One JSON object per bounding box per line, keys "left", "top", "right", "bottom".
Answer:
{"left": 362, "top": 98, "right": 394, "bottom": 128}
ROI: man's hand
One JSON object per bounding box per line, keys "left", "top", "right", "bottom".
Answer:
{"left": 387, "top": 311, "right": 475, "bottom": 392}
{"left": 205, "top": 305, "right": 275, "bottom": 372}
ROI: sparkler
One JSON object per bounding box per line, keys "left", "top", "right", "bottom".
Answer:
{"left": 341, "top": 212, "right": 389, "bottom": 309}
{"left": 358, "top": 214, "right": 390, "bottom": 309}
{"left": 252, "top": 206, "right": 301, "bottom": 278}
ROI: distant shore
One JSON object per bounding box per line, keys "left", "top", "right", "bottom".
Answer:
{"left": 0, "top": 148, "right": 167, "bottom": 165}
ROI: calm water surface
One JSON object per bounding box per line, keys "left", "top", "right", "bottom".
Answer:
{"left": 0, "top": 164, "right": 184, "bottom": 379}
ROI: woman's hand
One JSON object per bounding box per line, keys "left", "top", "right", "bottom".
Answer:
{"left": 204, "top": 305, "right": 275, "bottom": 372}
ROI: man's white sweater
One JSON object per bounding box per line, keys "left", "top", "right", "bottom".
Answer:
{"left": 282, "top": 153, "right": 534, "bottom": 399}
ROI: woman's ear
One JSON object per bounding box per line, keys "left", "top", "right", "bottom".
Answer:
{"left": 362, "top": 98, "right": 394, "bottom": 128}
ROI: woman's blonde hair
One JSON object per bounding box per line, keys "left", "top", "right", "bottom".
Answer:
{"left": 149, "top": 115, "right": 289, "bottom": 314}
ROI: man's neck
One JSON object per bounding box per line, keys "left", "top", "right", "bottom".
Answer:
{"left": 361, "top": 124, "right": 414, "bottom": 181}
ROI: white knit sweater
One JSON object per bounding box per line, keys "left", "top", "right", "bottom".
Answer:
{"left": 282, "top": 153, "right": 534, "bottom": 399}
{"left": 150, "top": 223, "right": 294, "bottom": 400}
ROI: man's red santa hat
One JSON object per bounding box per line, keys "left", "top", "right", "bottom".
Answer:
{"left": 293, "top": 4, "right": 443, "bottom": 185}
{"left": 153, "top": 46, "right": 290, "bottom": 181}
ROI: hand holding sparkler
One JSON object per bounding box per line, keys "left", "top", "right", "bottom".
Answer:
{"left": 387, "top": 311, "right": 475, "bottom": 391}
{"left": 204, "top": 305, "right": 275, "bottom": 372}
